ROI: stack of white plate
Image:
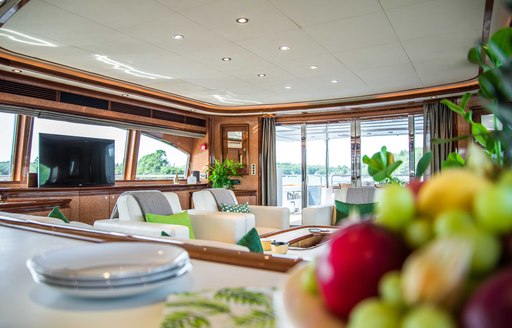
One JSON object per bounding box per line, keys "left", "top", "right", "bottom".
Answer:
{"left": 26, "top": 242, "right": 192, "bottom": 298}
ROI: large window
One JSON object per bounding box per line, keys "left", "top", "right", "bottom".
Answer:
{"left": 30, "top": 118, "right": 128, "bottom": 180}
{"left": 0, "top": 112, "right": 16, "bottom": 181}
{"left": 135, "top": 134, "right": 189, "bottom": 180}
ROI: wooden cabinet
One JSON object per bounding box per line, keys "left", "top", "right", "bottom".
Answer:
{"left": 0, "top": 184, "right": 208, "bottom": 224}
{"left": 233, "top": 190, "right": 257, "bottom": 205}
{"left": 78, "top": 191, "right": 111, "bottom": 225}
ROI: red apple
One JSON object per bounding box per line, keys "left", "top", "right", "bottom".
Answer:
{"left": 316, "top": 222, "right": 408, "bottom": 320}
{"left": 463, "top": 268, "right": 512, "bottom": 328}
{"left": 407, "top": 178, "right": 425, "bottom": 197}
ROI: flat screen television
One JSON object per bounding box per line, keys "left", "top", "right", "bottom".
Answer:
{"left": 38, "top": 133, "right": 115, "bottom": 187}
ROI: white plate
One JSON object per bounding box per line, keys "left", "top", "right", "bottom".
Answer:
{"left": 37, "top": 264, "right": 192, "bottom": 298}
{"left": 27, "top": 242, "right": 189, "bottom": 281}
{"left": 279, "top": 264, "right": 345, "bottom": 328}
{"left": 32, "top": 262, "right": 191, "bottom": 289}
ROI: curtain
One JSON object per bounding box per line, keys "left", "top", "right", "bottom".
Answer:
{"left": 423, "top": 101, "right": 456, "bottom": 174}
{"left": 261, "top": 116, "right": 277, "bottom": 205}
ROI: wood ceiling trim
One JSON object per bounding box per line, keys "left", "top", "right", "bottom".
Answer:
{"left": 1, "top": 49, "right": 479, "bottom": 115}
{"left": 0, "top": 91, "right": 206, "bottom": 134}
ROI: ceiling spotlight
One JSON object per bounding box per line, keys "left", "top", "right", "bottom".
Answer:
{"left": 431, "top": 96, "right": 437, "bottom": 99}
{"left": 310, "top": 65, "right": 319, "bottom": 70}
{"left": 236, "top": 17, "right": 249, "bottom": 24}
{"left": 279, "top": 45, "right": 290, "bottom": 51}
{"left": 12, "top": 69, "right": 22, "bottom": 73}
{"left": 221, "top": 57, "right": 232, "bottom": 61}
{"left": 284, "top": 86, "right": 292, "bottom": 89}
{"left": 121, "top": 93, "right": 130, "bottom": 97}
{"left": 330, "top": 80, "right": 339, "bottom": 83}
{"left": 172, "top": 34, "right": 184, "bottom": 40}
{"left": 257, "top": 73, "right": 266, "bottom": 77}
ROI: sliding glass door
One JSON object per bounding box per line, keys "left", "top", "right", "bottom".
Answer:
{"left": 276, "top": 115, "right": 423, "bottom": 226}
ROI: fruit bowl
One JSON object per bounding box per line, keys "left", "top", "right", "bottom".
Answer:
{"left": 279, "top": 263, "right": 344, "bottom": 328}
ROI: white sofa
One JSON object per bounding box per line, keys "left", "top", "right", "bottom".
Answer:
{"left": 191, "top": 189, "right": 290, "bottom": 235}
{"left": 94, "top": 191, "right": 254, "bottom": 245}
{"left": 302, "top": 187, "right": 380, "bottom": 226}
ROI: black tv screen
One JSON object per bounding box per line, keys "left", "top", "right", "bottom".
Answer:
{"left": 38, "top": 133, "right": 115, "bottom": 187}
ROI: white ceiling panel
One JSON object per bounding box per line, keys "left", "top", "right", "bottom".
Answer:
{"left": 379, "top": 0, "right": 433, "bottom": 10}
{"left": 122, "top": 14, "right": 231, "bottom": 55}
{"left": 0, "top": 0, "right": 495, "bottom": 107}
{"left": 42, "top": 0, "right": 171, "bottom": 30}
{"left": 305, "top": 12, "right": 399, "bottom": 53}
{"left": 386, "top": 0, "right": 486, "bottom": 41}
{"left": 269, "top": 0, "right": 382, "bottom": 27}
{"left": 334, "top": 42, "right": 411, "bottom": 71}
{"left": 181, "top": 0, "right": 297, "bottom": 43}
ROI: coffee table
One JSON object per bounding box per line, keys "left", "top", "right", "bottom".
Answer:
{"left": 259, "top": 225, "right": 338, "bottom": 260}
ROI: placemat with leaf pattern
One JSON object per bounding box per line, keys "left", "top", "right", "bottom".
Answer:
{"left": 161, "top": 287, "right": 276, "bottom": 328}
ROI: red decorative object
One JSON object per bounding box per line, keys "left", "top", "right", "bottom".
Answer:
{"left": 200, "top": 143, "right": 208, "bottom": 151}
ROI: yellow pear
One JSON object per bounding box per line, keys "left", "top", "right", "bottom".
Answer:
{"left": 417, "top": 169, "right": 491, "bottom": 219}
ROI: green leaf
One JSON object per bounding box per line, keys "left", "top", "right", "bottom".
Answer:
{"left": 442, "top": 152, "right": 466, "bottom": 170}
{"left": 214, "top": 288, "right": 271, "bottom": 309}
{"left": 471, "top": 123, "right": 489, "bottom": 147}
{"left": 232, "top": 310, "right": 275, "bottom": 327}
{"left": 166, "top": 298, "right": 230, "bottom": 314}
{"left": 467, "top": 46, "right": 483, "bottom": 65}
{"left": 415, "top": 152, "right": 432, "bottom": 178}
{"left": 487, "top": 28, "right": 512, "bottom": 66}
{"left": 385, "top": 160, "right": 403, "bottom": 177}
{"left": 379, "top": 146, "right": 389, "bottom": 167}
{"left": 441, "top": 99, "right": 465, "bottom": 115}
{"left": 372, "top": 170, "right": 388, "bottom": 182}
{"left": 161, "top": 311, "right": 210, "bottom": 328}
{"left": 460, "top": 92, "right": 472, "bottom": 110}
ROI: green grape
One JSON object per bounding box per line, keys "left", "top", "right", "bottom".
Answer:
{"left": 375, "top": 185, "right": 415, "bottom": 232}
{"left": 378, "top": 271, "right": 404, "bottom": 307}
{"left": 300, "top": 262, "right": 318, "bottom": 295}
{"left": 402, "top": 305, "right": 456, "bottom": 328}
{"left": 433, "top": 209, "right": 473, "bottom": 237}
{"left": 404, "top": 218, "right": 433, "bottom": 248}
{"left": 474, "top": 185, "right": 512, "bottom": 234}
{"left": 457, "top": 227, "right": 501, "bottom": 275}
{"left": 347, "top": 298, "right": 401, "bottom": 328}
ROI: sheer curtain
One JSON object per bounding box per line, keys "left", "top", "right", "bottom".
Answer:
{"left": 261, "top": 116, "right": 277, "bottom": 205}
{"left": 423, "top": 101, "right": 456, "bottom": 174}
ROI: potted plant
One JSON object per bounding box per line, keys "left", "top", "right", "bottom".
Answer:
{"left": 207, "top": 159, "right": 244, "bottom": 189}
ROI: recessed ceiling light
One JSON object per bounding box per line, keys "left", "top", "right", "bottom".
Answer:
{"left": 310, "top": 65, "right": 319, "bottom": 70}
{"left": 172, "top": 34, "right": 184, "bottom": 40}
{"left": 284, "top": 86, "right": 292, "bottom": 89}
{"left": 121, "top": 93, "right": 130, "bottom": 97}
{"left": 236, "top": 17, "right": 249, "bottom": 24}
{"left": 431, "top": 96, "right": 437, "bottom": 99}
{"left": 221, "top": 57, "right": 232, "bottom": 61}
{"left": 257, "top": 73, "right": 266, "bottom": 77}
{"left": 12, "top": 69, "right": 22, "bottom": 73}
{"left": 279, "top": 45, "right": 290, "bottom": 51}
{"left": 331, "top": 80, "right": 339, "bottom": 83}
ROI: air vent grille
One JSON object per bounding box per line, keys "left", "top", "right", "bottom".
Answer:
{"left": 60, "top": 92, "right": 108, "bottom": 109}
{"left": 153, "top": 110, "right": 186, "bottom": 123}
{"left": 185, "top": 116, "right": 206, "bottom": 127}
{"left": 111, "top": 102, "right": 152, "bottom": 117}
{"left": 0, "top": 79, "right": 57, "bottom": 101}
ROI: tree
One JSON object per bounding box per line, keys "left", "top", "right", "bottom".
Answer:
{"left": 136, "top": 150, "right": 185, "bottom": 176}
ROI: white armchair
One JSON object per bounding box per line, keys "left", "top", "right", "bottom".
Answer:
{"left": 191, "top": 189, "right": 290, "bottom": 235}
{"left": 302, "top": 187, "right": 381, "bottom": 226}
{"left": 94, "top": 191, "right": 252, "bottom": 244}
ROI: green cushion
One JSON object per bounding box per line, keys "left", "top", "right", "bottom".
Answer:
{"left": 335, "top": 200, "right": 376, "bottom": 224}
{"left": 145, "top": 212, "right": 195, "bottom": 239}
{"left": 220, "top": 202, "right": 250, "bottom": 213}
{"left": 48, "top": 206, "right": 70, "bottom": 223}
{"left": 236, "top": 228, "right": 263, "bottom": 253}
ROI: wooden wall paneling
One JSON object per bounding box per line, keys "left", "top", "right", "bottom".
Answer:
{"left": 123, "top": 130, "right": 140, "bottom": 180}
{"left": 78, "top": 190, "right": 110, "bottom": 224}
{"left": 12, "top": 115, "right": 33, "bottom": 183}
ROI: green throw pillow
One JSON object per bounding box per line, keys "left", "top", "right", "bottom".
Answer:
{"left": 236, "top": 228, "right": 263, "bottom": 253}
{"left": 146, "top": 212, "right": 195, "bottom": 239}
{"left": 335, "top": 200, "right": 376, "bottom": 224}
{"left": 220, "top": 202, "right": 250, "bottom": 213}
{"left": 48, "top": 206, "right": 70, "bottom": 223}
